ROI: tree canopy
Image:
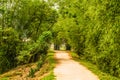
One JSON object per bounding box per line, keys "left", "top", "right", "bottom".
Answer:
{"left": 52, "top": 0, "right": 120, "bottom": 78}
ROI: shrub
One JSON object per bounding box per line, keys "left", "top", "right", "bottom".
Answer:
{"left": 0, "top": 27, "right": 20, "bottom": 73}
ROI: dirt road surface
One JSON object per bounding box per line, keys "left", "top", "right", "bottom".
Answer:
{"left": 54, "top": 51, "right": 99, "bottom": 80}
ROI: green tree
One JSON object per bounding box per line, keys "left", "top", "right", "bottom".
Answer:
{"left": 53, "top": 0, "right": 120, "bottom": 78}
{"left": 0, "top": 0, "right": 58, "bottom": 73}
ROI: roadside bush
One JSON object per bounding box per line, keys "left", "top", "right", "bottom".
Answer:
{"left": 0, "top": 27, "right": 20, "bottom": 73}
{"left": 17, "top": 31, "right": 52, "bottom": 64}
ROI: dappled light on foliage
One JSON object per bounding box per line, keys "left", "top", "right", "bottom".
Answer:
{"left": 0, "top": 0, "right": 57, "bottom": 74}
{"left": 52, "top": 0, "right": 120, "bottom": 78}
{"left": 0, "top": 0, "right": 120, "bottom": 79}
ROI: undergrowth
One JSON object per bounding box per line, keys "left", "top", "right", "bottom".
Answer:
{"left": 40, "top": 50, "right": 56, "bottom": 80}
{"left": 0, "top": 51, "right": 56, "bottom": 80}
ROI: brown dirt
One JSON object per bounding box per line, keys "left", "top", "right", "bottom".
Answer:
{"left": 0, "top": 62, "right": 50, "bottom": 80}
{"left": 53, "top": 51, "right": 99, "bottom": 80}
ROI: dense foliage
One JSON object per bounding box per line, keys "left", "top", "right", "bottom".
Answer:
{"left": 0, "top": 0, "right": 120, "bottom": 78}
{"left": 0, "top": 27, "right": 20, "bottom": 73}
{"left": 0, "top": 0, "right": 57, "bottom": 73}
{"left": 52, "top": 0, "right": 120, "bottom": 78}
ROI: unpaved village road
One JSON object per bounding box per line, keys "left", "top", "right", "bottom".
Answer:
{"left": 54, "top": 51, "right": 99, "bottom": 80}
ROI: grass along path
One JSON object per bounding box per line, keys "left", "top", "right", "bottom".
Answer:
{"left": 70, "top": 52, "right": 120, "bottom": 80}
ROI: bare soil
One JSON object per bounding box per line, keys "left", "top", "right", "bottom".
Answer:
{"left": 0, "top": 62, "right": 50, "bottom": 80}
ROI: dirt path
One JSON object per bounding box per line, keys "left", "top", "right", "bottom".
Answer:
{"left": 53, "top": 51, "right": 99, "bottom": 80}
